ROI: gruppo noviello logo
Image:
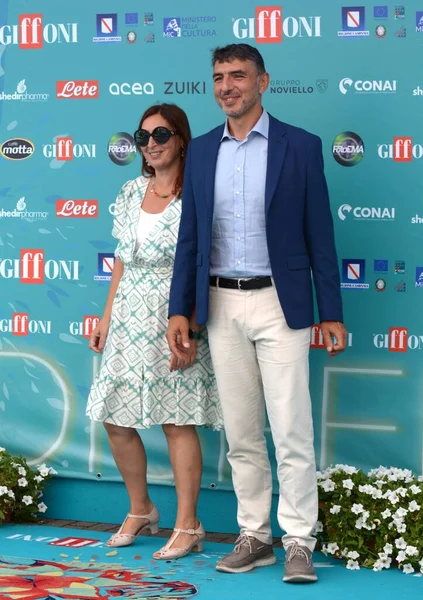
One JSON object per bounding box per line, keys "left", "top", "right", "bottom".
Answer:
{"left": 93, "top": 14, "right": 122, "bottom": 43}
{"left": 332, "top": 132, "right": 364, "bottom": 167}
{"left": 341, "top": 259, "right": 369, "bottom": 289}
{"left": 163, "top": 16, "right": 217, "bottom": 38}
{"left": 338, "top": 7, "right": 369, "bottom": 37}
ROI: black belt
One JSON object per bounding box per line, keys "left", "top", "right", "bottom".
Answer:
{"left": 210, "top": 276, "right": 272, "bottom": 291}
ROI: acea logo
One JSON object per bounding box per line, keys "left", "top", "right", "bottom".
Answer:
{"left": 332, "top": 132, "right": 364, "bottom": 167}
{"left": 339, "top": 77, "right": 397, "bottom": 94}
{"left": 108, "top": 132, "right": 137, "bottom": 166}
{"left": 232, "top": 6, "right": 321, "bottom": 42}
{"left": 0, "top": 138, "right": 34, "bottom": 160}
{"left": 338, "top": 204, "right": 395, "bottom": 221}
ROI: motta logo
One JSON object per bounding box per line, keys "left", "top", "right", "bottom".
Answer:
{"left": 0, "top": 14, "right": 78, "bottom": 48}
{"left": 43, "top": 138, "right": 96, "bottom": 160}
{"left": 0, "top": 313, "right": 52, "bottom": 336}
{"left": 232, "top": 6, "right": 321, "bottom": 43}
{"left": 0, "top": 138, "right": 34, "bottom": 160}
{"left": 0, "top": 250, "right": 80, "bottom": 283}
{"left": 373, "top": 327, "right": 423, "bottom": 352}
{"left": 378, "top": 137, "right": 423, "bottom": 162}
{"left": 69, "top": 316, "right": 100, "bottom": 338}
{"left": 56, "top": 199, "right": 98, "bottom": 218}
{"left": 310, "top": 324, "right": 353, "bottom": 349}
{"left": 56, "top": 80, "right": 99, "bottom": 99}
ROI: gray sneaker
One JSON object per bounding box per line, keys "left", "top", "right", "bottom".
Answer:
{"left": 283, "top": 542, "right": 317, "bottom": 583}
{"left": 216, "top": 534, "right": 277, "bottom": 573}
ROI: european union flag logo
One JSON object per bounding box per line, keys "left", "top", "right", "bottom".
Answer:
{"left": 374, "top": 259, "right": 388, "bottom": 272}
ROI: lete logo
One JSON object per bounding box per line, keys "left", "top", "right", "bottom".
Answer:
{"left": 56, "top": 199, "right": 98, "bottom": 217}
{"left": 56, "top": 80, "right": 99, "bottom": 98}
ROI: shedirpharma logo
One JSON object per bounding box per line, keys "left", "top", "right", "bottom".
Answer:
{"left": 270, "top": 79, "right": 328, "bottom": 94}
{"left": 332, "top": 132, "right": 364, "bottom": 167}
{"left": 163, "top": 16, "right": 217, "bottom": 37}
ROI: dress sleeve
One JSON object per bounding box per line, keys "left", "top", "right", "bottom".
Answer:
{"left": 112, "top": 180, "right": 133, "bottom": 240}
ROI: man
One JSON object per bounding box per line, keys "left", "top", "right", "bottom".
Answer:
{"left": 166, "top": 43, "right": 346, "bottom": 583}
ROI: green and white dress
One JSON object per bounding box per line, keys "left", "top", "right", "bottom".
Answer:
{"left": 86, "top": 176, "right": 223, "bottom": 430}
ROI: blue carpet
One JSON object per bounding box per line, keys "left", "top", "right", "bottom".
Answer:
{"left": 0, "top": 524, "right": 420, "bottom": 598}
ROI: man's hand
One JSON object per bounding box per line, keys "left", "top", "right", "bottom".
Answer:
{"left": 166, "top": 315, "right": 191, "bottom": 360}
{"left": 320, "top": 321, "right": 347, "bottom": 357}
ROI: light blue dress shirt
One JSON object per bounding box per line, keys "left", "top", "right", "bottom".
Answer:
{"left": 210, "top": 109, "right": 271, "bottom": 278}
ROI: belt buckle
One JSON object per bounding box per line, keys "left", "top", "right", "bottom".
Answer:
{"left": 237, "top": 278, "right": 247, "bottom": 290}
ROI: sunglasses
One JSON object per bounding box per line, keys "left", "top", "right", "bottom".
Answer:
{"left": 133, "top": 126, "right": 178, "bottom": 147}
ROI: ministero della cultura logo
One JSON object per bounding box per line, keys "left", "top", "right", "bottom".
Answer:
{"left": 332, "top": 132, "right": 365, "bottom": 167}
{"left": 0, "top": 79, "right": 49, "bottom": 102}
{"left": 339, "top": 77, "right": 397, "bottom": 95}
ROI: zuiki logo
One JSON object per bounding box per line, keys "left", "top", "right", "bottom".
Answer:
{"left": 0, "top": 250, "right": 80, "bottom": 283}
{"left": 164, "top": 81, "right": 206, "bottom": 95}
{"left": 337, "top": 203, "right": 395, "bottom": 221}
{"left": 0, "top": 79, "right": 49, "bottom": 102}
{"left": 0, "top": 197, "right": 48, "bottom": 220}
{"left": 0, "top": 313, "right": 52, "bottom": 336}
{"left": 0, "top": 14, "right": 78, "bottom": 48}
{"left": 232, "top": 6, "right": 321, "bottom": 42}
{"left": 69, "top": 316, "right": 100, "bottom": 337}
{"left": 0, "top": 138, "right": 34, "bottom": 161}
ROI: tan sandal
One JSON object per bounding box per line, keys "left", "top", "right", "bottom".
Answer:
{"left": 106, "top": 506, "right": 159, "bottom": 548}
{"left": 153, "top": 522, "right": 205, "bottom": 559}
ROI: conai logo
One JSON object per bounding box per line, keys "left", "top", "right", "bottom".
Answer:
{"left": 0, "top": 14, "right": 78, "bottom": 48}
{"left": 339, "top": 78, "right": 397, "bottom": 94}
{"left": 0, "top": 250, "right": 79, "bottom": 283}
{"left": 232, "top": 6, "right": 321, "bottom": 43}
{"left": 338, "top": 204, "right": 395, "bottom": 221}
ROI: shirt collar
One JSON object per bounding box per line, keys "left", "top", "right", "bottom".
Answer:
{"left": 221, "top": 109, "right": 269, "bottom": 142}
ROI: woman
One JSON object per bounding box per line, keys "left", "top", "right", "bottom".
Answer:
{"left": 86, "top": 103, "right": 222, "bottom": 559}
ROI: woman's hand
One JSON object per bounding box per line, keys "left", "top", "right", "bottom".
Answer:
{"left": 169, "top": 339, "right": 197, "bottom": 372}
{"left": 88, "top": 318, "right": 110, "bottom": 353}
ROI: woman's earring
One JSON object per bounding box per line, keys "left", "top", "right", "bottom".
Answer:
{"left": 181, "top": 147, "right": 185, "bottom": 158}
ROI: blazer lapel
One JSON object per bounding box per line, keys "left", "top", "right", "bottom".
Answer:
{"left": 204, "top": 125, "right": 225, "bottom": 217}
{"left": 265, "top": 114, "right": 288, "bottom": 216}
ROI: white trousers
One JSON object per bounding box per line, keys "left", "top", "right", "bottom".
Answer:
{"left": 207, "top": 284, "right": 317, "bottom": 550}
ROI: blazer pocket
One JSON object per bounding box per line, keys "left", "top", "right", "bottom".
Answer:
{"left": 287, "top": 255, "right": 311, "bottom": 270}
{"left": 196, "top": 252, "right": 203, "bottom": 267}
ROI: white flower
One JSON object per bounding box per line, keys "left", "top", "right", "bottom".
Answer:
{"left": 394, "top": 507, "right": 408, "bottom": 519}
{"left": 373, "top": 560, "right": 383, "bottom": 571}
{"left": 418, "top": 475, "right": 423, "bottom": 483}
{"left": 383, "top": 543, "right": 393, "bottom": 555}
{"left": 320, "top": 479, "right": 336, "bottom": 492}
{"left": 388, "top": 492, "right": 400, "bottom": 505}
{"left": 330, "top": 505, "right": 341, "bottom": 514}
{"left": 343, "top": 478, "right": 354, "bottom": 490}
{"left": 388, "top": 474, "right": 398, "bottom": 482}
{"left": 346, "top": 559, "right": 360, "bottom": 570}
{"left": 37, "top": 463, "right": 47, "bottom": 471}
{"left": 361, "top": 510, "right": 370, "bottom": 522}
{"left": 359, "top": 484, "right": 375, "bottom": 495}
{"left": 381, "top": 509, "right": 392, "bottom": 519}
{"left": 18, "top": 477, "right": 28, "bottom": 487}
{"left": 0, "top": 486, "right": 9, "bottom": 496}
{"left": 22, "top": 495, "right": 33, "bottom": 505}
{"left": 351, "top": 503, "right": 364, "bottom": 515}
{"left": 347, "top": 551, "right": 360, "bottom": 559}
{"left": 372, "top": 489, "right": 383, "bottom": 499}
{"left": 34, "top": 475, "right": 44, "bottom": 483}
{"left": 355, "top": 517, "right": 364, "bottom": 530}
{"left": 39, "top": 468, "right": 50, "bottom": 477}
{"left": 396, "top": 487, "right": 408, "bottom": 498}
{"left": 410, "top": 485, "right": 421, "bottom": 495}
{"left": 326, "top": 542, "right": 339, "bottom": 555}
{"left": 405, "top": 545, "right": 419, "bottom": 557}
{"left": 37, "top": 502, "right": 48, "bottom": 513}
{"left": 403, "top": 563, "right": 415, "bottom": 574}
{"left": 375, "top": 479, "right": 386, "bottom": 488}
{"left": 396, "top": 522, "right": 407, "bottom": 533}
{"left": 0, "top": 446, "right": 5, "bottom": 452}
{"left": 337, "top": 464, "right": 358, "bottom": 475}
{"left": 409, "top": 500, "right": 420, "bottom": 512}
{"left": 379, "top": 556, "right": 392, "bottom": 569}
{"left": 419, "top": 558, "right": 423, "bottom": 569}
{"left": 395, "top": 537, "right": 407, "bottom": 550}
{"left": 8, "top": 490, "right": 15, "bottom": 499}
{"left": 18, "top": 466, "right": 26, "bottom": 476}
{"left": 396, "top": 550, "right": 407, "bottom": 562}
{"left": 312, "top": 521, "right": 324, "bottom": 534}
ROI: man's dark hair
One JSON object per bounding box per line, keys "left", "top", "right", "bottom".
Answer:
{"left": 212, "top": 44, "right": 266, "bottom": 75}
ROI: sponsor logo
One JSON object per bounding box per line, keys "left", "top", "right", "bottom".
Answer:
{"left": 394, "top": 26, "right": 406, "bottom": 37}
{"left": 69, "top": 316, "right": 100, "bottom": 338}
{"left": 109, "top": 202, "right": 116, "bottom": 216}
{"left": 310, "top": 324, "right": 353, "bottom": 349}
{"left": 338, "top": 7, "right": 369, "bottom": 37}
{"left": 339, "top": 77, "right": 396, "bottom": 94}
{"left": 338, "top": 204, "right": 395, "bottom": 221}
{"left": 0, "top": 313, "right": 51, "bottom": 336}
{"left": 0, "top": 250, "right": 79, "bottom": 283}
{"left": 374, "top": 259, "right": 388, "bottom": 272}
{"left": 375, "top": 278, "right": 386, "bottom": 292}
{"left": 163, "top": 16, "right": 217, "bottom": 38}
{"left": 416, "top": 267, "right": 423, "bottom": 288}
{"left": 108, "top": 82, "right": 154, "bottom": 96}
{"left": 394, "top": 281, "right": 406, "bottom": 292}
{"left": 413, "top": 86, "right": 423, "bottom": 96}
{"left": 394, "top": 260, "right": 405, "bottom": 274}
{"left": 56, "top": 199, "right": 98, "bottom": 218}
{"left": 56, "top": 80, "right": 99, "bottom": 99}
{"left": 164, "top": 81, "right": 206, "bottom": 95}
{"left": 93, "top": 13, "right": 121, "bottom": 43}
{"left": 373, "top": 328, "right": 423, "bottom": 352}
{"left": 144, "top": 13, "right": 154, "bottom": 26}
{"left": 378, "top": 137, "right": 423, "bottom": 161}
{"left": 376, "top": 25, "right": 387, "bottom": 38}
{"left": 0, "top": 197, "right": 48, "bottom": 220}
{"left": 43, "top": 138, "right": 96, "bottom": 160}
{"left": 95, "top": 253, "right": 115, "bottom": 281}
{"left": 341, "top": 258, "right": 369, "bottom": 289}
{"left": 417, "top": 12, "right": 423, "bottom": 32}
{"left": 394, "top": 5, "right": 405, "bottom": 19}
{"left": 374, "top": 6, "right": 388, "bottom": 19}
{"left": 270, "top": 79, "right": 327, "bottom": 94}
{"left": 108, "top": 132, "right": 137, "bottom": 166}
{"left": 127, "top": 31, "right": 137, "bottom": 43}
{"left": 411, "top": 213, "right": 423, "bottom": 224}
{"left": 125, "top": 13, "right": 138, "bottom": 26}
{"left": 332, "top": 132, "right": 364, "bottom": 167}
{"left": 0, "top": 138, "right": 34, "bottom": 160}
{"left": 145, "top": 33, "right": 155, "bottom": 42}
{"left": 0, "top": 79, "right": 49, "bottom": 102}
{"left": 0, "top": 14, "right": 78, "bottom": 47}
{"left": 233, "top": 7, "right": 321, "bottom": 43}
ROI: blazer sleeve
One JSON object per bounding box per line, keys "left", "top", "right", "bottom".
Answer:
{"left": 168, "top": 143, "right": 198, "bottom": 318}
{"left": 304, "top": 136, "right": 343, "bottom": 323}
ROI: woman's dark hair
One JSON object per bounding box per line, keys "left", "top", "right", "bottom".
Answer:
{"left": 137, "top": 103, "right": 191, "bottom": 198}
{"left": 212, "top": 43, "right": 266, "bottom": 75}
